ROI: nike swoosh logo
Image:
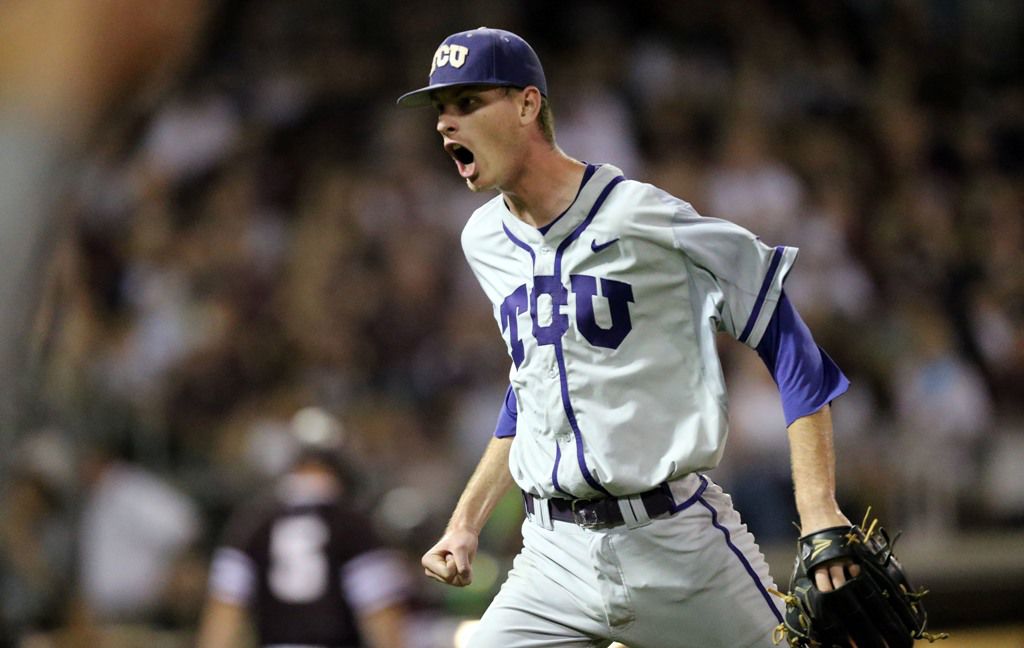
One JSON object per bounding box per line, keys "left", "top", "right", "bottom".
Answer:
{"left": 590, "top": 238, "right": 619, "bottom": 253}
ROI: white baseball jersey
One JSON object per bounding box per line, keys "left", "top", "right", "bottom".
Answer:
{"left": 462, "top": 163, "right": 798, "bottom": 500}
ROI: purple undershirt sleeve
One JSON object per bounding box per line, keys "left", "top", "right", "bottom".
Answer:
{"left": 756, "top": 291, "right": 850, "bottom": 426}
{"left": 494, "top": 384, "right": 518, "bottom": 438}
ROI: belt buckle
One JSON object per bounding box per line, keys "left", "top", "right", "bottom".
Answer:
{"left": 571, "top": 499, "right": 604, "bottom": 529}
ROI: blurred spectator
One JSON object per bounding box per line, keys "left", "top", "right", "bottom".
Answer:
{"left": 196, "top": 407, "right": 412, "bottom": 648}
{"left": 0, "top": 0, "right": 209, "bottom": 434}
{"left": 706, "top": 113, "right": 805, "bottom": 245}
{"left": 0, "top": 430, "right": 76, "bottom": 647}
{"left": 138, "top": 83, "right": 242, "bottom": 187}
{"left": 782, "top": 184, "right": 877, "bottom": 327}
{"left": 549, "top": 25, "right": 644, "bottom": 179}
{"left": 714, "top": 344, "right": 797, "bottom": 543}
{"left": 77, "top": 434, "right": 204, "bottom": 624}
{"left": 889, "top": 301, "right": 995, "bottom": 534}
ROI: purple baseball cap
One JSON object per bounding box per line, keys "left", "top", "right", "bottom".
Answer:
{"left": 396, "top": 27, "right": 547, "bottom": 107}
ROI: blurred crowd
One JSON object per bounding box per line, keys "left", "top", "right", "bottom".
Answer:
{"left": 1, "top": 0, "right": 1022, "bottom": 645}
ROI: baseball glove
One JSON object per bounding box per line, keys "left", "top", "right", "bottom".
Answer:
{"left": 772, "top": 510, "right": 948, "bottom": 648}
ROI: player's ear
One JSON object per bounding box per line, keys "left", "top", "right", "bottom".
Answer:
{"left": 518, "top": 86, "right": 542, "bottom": 125}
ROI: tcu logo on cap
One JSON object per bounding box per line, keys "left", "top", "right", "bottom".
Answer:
{"left": 430, "top": 44, "right": 469, "bottom": 75}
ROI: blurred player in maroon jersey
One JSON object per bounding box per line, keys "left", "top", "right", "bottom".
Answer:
{"left": 196, "top": 407, "right": 411, "bottom": 648}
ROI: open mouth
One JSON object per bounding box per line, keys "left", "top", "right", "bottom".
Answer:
{"left": 446, "top": 143, "right": 476, "bottom": 178}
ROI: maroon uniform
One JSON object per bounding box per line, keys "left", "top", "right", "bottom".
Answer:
{"left": 208, "top": 475, "right": 409, "bottom": 647}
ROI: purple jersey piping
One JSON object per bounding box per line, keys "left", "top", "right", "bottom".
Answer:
{"left": 502, "top": 223, "right": 536, "bottom": 261}
{"left": 499, "top": 174, "right": 623, "bottom": 498}
{"left": 556, "top": 177, "right": 624, "bottom": 256}
{"left": 668, "top": 474, "right": 709, "bottom": 513}
{"left": 551, "top": 444, "right": 566, "bottom": 495}
{"left": 551, "top": 175, "right": 624, "bottom": 497}
{"left": 697, "top": 493, "right": 783, "bottom": 623}
{"left": 502, "top": 222, "right": 561, "bottom": 491}
{"left": 738, "top": 245, "right": 785, "bottom": 344}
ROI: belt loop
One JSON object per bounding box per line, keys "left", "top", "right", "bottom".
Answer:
{"left": 532, "top": 495, "right": 554, "bottom": 530}
{"left": 617, "top": 494, "right": 652, "bottom": 529}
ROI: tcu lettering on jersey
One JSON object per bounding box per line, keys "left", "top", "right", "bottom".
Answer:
{"left": 500, "top": 273, "right": 635, "bottom": 367}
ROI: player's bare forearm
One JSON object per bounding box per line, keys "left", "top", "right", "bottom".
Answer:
{"left": 422, "top": 436, "right": 514, "bottom": 586}
{"left": 448, "top": 435, "right": 515, "bottom": 533}
{"left": 787, "top": 404, "right": 849, "bottom": 533}
{"left": 788, "top": 404, "right": 859, "bottom": 592}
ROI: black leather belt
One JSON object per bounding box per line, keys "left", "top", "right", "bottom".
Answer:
{"left": 523, "top": 484, "right": 676, "bottom": 529}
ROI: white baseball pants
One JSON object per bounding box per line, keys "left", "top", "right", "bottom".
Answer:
{"left": 470, "top": 474, "right": 784, "bottom": 648}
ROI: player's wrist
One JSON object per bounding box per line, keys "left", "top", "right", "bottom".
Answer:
{"left": 797, "top": 511, "right": 850, "bottom": 536}
{"left": 445, "top": 518, "right": 482, "bottom": 536}
{"left": 795, "top": 497, "right": 849, "bottom": 534}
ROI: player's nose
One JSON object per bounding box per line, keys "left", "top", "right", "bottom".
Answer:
{"left": 436, "top": 111, "right": 457, "bottom": 135}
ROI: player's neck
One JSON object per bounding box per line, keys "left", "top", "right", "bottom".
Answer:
{"left": 502, "top": 146, "right": 586, "bottom": 229}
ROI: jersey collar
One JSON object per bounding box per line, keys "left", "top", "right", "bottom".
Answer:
{"left": 500, "top": 163, "right": 625, "bottom": 246}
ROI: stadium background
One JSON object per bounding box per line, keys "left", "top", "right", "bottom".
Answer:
{"left": 1, "top": 0, "right": 1022, "bottom": 646}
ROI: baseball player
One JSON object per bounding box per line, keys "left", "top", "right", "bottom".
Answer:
{"left": 398, "top": 28, "right": 856, "bottom": 648}
{"left": 196, "top": 407, "right": 411, "bottom": 648}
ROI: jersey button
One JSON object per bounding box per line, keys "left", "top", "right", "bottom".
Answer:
{"left": 540, "top": 246, "right": 551, "bottom": 255}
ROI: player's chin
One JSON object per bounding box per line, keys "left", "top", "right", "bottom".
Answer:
{"left": 464, "top": 173, "right": 489, "bottom": 192}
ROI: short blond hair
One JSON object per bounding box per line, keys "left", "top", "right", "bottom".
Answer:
{"left": 538, "top": 96, "right": 555, "bottom": 144}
